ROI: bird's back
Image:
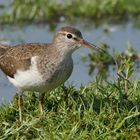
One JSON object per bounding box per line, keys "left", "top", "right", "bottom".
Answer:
{"left": 0, "top": 43, "right": 51, "bottom": 78}
{"left": 0, "top": 44, "right": 10, "bottom": 56}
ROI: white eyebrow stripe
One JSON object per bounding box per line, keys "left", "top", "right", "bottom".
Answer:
{"left": 58, "top": 31, "right": 77, "bottom": 38}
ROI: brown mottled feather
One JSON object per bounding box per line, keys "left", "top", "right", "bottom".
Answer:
{"left": 0, "top": 44, "right": 10, "bottom": 56}
{"left": 0, "top": 43, "right": 52, "bottom": 78}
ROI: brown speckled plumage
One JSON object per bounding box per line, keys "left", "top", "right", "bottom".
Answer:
{"left": 0, "top": 44, "right": 10, "bottom": 55}
{"left": 0, "top": 43, "right": 52, "bottom": 78}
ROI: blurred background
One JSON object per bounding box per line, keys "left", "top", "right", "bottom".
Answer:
{"left": 0, "top": 0, "right": 140, "bottom": 102}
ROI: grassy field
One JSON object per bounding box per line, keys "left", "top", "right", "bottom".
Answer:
{"left": 0, "top": 59, "right": 140, "bottom": 139}
{"left": 0, "top": 0, "right": 140, "bottom": 25}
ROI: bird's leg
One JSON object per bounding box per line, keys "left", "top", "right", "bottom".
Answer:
{"left": 18, "top": 94, "right": 23, "bottom": 122}
{"left": 62, "top": 85, "right": 68, "bottom": 106}
{"left": 39, "top": 93, "right": 45, "bottom": 115}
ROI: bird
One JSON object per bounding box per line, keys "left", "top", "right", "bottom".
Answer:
{"left": 0, "top": 26, "right": 99, "bottom": 122}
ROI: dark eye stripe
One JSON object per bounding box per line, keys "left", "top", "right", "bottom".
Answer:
{"left": 59, "top": 32, "right": 79, "bottom": 41}
{"left": 73, "top": 37, "right": 79, "bottom": 41}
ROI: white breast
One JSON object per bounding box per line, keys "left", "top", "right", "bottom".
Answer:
{"left": 8, "top": 56, "right": 44, "bottom": 91}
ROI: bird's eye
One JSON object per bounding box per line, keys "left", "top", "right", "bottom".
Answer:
{"left": 67, "top": 34, "right": 72, "bottom": 39}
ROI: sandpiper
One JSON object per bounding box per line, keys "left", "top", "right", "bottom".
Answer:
{"left": 0, "top": 26, "right": 99, "bottom": 121}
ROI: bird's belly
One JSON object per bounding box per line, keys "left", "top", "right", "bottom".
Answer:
{"left": 7, "top": 66, "right": 45, "bottom": 92}
{"left": 8, "top": 57, "right": 73, "bottom": 92}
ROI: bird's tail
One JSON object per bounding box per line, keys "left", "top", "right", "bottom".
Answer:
{"left": 0, "top": 44, "right": 10, "bottom": 56}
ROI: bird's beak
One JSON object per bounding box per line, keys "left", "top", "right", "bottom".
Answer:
{"left": 79, "top": 39, "right": 99, "bottom": 51}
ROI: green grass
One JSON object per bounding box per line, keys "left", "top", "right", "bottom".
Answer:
{"left": 0, "top": 77, "right": 140, "bottom": 139}
{"left": 1, "top": 0, "right": 140, "bottom": 25}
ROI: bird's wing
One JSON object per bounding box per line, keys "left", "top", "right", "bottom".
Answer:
{"left": 0, "top": 43, "right": 50, "bottom": 78}
{"left": 0, "top": 44, "right": 10, "bottom": 56}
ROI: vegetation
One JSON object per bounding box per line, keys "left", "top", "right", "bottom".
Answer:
{"left": 84, "top": 42, "right": 139, "bottom": 79}
{"left": 0, "top": 0, "right": 140, "bottom": 25}
{"left": 0, "top": 50, "right": 140, "bottom": 139}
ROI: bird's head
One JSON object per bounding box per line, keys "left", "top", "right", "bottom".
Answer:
{"left": 53, "top": 26, "right": 99, "bottom": 53}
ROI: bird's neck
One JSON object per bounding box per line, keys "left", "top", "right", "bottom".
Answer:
{"left": 52, "top": 43, "right": 74, "bottom": 58}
